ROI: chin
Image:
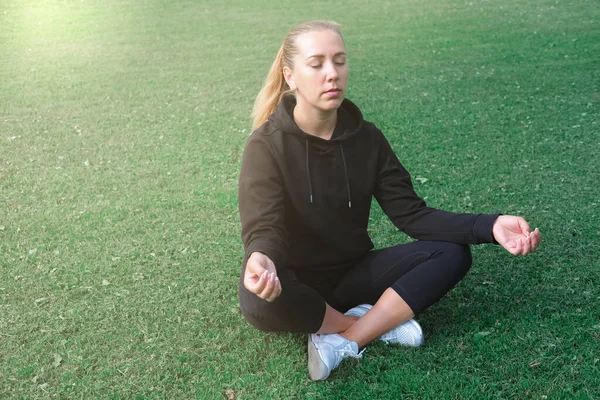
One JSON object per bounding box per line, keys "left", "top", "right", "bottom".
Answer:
{"left": 321, "top": 98, "right": 344, "bottom": 111}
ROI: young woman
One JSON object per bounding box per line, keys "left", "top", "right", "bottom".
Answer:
{"left": 238, "top": 20, "right": 541, "bottom": 381}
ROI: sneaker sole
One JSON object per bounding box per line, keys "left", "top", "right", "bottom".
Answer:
{"left": 407, "top": 319, "right": 424, "bottom": 346}
{"left": 381, "top": 319, "right": 424, "bottom": 346}
{"left": 307, "top": 335, "right": 329, "bottom": 381}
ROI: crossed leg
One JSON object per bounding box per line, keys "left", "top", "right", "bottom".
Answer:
{"left": 239, "top": 241, "right": 472, "bottom": 345}
{"left": 323, "top": 241, "right": 472, "bottom": 348}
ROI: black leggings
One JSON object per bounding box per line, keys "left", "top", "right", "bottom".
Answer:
{"left": 238, "top": 241, "right": 472, "bottom": 333}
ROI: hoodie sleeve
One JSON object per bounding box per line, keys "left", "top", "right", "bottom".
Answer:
{"left": 239, "top": 135, "right": 289, "bottom": 271}
{"left": 373, "top": 133, "right": 499, "bottom": 244}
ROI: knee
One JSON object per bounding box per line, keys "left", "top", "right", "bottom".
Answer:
{"left": 428, "top": 242, "right": 472, "bottom": 278}
{"left": 237, "top": 274, "right": 326, "bottom": 333}
{"left": 444, "top": 243, "right": 472, "bottom": 275}
{"left": 238, "top": 278, "right": 278, "bottom": 332}
{"left": 450, "top": 242, "right": 472, "bottom": 263}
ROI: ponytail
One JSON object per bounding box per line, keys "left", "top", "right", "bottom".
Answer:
{"left": 251, "top": 45, "right": 289, "bottom": 131}
{"left": 250, "top": 20, "right": 343, "bottom": 131}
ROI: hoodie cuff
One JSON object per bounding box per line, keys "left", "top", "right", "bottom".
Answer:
{"left": 473, "top": 213, "right": 501, "bottom": 244}
{"left": 244, "top": 239, "right": 287, "bottom": 272}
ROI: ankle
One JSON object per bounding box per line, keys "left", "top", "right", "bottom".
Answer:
{"left": 338, "top": 315, "right": 359, "bottom": 336}
{"left": 338, "top": 331, "right": 364, "bottom": 351}
{"left": 316, "top": 306, "right": 360, "bottom": 334}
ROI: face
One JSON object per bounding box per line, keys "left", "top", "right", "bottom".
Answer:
{"left": 283, "top": 29, "right": 348, "bottom": 114}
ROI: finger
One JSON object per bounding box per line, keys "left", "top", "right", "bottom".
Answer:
{"left": 528, "top": 231, "right": 537, "bottom": 252}
{"left": 511, "top": 239, "right": 522, "bottom": 256}
{"left": 520, "top": 237, "right": 530, "bottom": 255}
{"left": 266, "top": 277, "right": 281, "bottom": 302}
{"left": 273, "top": 277, "right": 282, "bottom": 298}
{"left": 244, "top": 265, "right": 263, "bottom": 291}
{"left": 266, "top": 273, "right": 280, "bottom": 300}
{"left": 245, "top": 268, "right": 262, "bottom": 284}
{"left": 518, "top": 217, "right": 531, "bottom": 236}
{"left": 521, "top": 236, "right": 531, "bottom": 256}
{"left": 250, "top": 270, "right": 270, "bottom": 295}
{"left": 516, "top": 239, "right": 523, "bottom": 255}
{"left": 531, "top": 229, "right": 541, "bottom": 251}
{"left": 246, "top": 260, "right": 266, "bottom": 277}
{"left": 276, "top": 276, "right": 282, "bottom": 294}
{"left": 259, "top": 272, "right": 276, "bottom": 299}
{"left": 244, "top": 259, "right": 266, "bottom": 283}
{"left": 505, "top": 242, "right": 518, "bottom": 256}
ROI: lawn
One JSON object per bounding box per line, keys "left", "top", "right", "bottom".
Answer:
{"left": 1, "top": 0, "right": 599, "bottom": 398}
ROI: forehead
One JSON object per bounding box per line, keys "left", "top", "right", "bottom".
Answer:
{"left": 294, "top": 29, "right": 346, "bottom": 58}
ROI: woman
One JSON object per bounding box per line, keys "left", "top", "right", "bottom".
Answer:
{"left": 238, "top": 20, "right": 541, "bottom": 381}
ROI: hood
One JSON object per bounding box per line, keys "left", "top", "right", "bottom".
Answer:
{"left": 268, "top": 95, "right": 365, "bottom": 209}
{"left": 269, "top": 95, "right": 365, "bottom": 145}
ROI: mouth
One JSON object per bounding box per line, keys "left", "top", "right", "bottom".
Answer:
{"left": 324, "top": 88, "right": 342, "bottom": 96}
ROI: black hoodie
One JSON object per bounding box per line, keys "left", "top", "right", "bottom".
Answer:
{"left": 239, "top": 96, "right": 498, "bottom": 272}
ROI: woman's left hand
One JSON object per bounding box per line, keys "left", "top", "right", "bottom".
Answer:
{"left": 492, "top": 215, "right": 541, "bottom": 256}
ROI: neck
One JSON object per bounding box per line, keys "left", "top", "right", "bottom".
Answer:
{"left": 293, "top": 101, "right": 338, "bottom": 140}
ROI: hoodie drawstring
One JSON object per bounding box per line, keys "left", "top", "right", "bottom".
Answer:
{"left": 339, "top": 143, "right": 352, "bottom": 209}
{"left": 305, "top": 138, "right": 314, "bottom": 204}
{"left": 304, "top": 139, "right": 352, "bottom": 209}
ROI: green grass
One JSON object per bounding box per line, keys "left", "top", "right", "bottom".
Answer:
{"left": 1, "top": 0, "right": 599, "bottom": 398}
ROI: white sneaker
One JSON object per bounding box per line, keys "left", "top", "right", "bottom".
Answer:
{"left": 345, "top": 304, "right": 424, "bottom": 347}
{"left": 307, "top": 333, "right": 363, "bottom": 381}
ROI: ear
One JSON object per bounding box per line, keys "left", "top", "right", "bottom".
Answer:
{"left": 283, "top": 66, "right": 297, "bottom": 91}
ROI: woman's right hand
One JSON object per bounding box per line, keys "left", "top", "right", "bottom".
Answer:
{"left": 244, "top": 252, "right": 282, "bottom": 302}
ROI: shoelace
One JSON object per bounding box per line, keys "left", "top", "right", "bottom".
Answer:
{"left": 336, "top": 344, "right": 364, "bottom": 358}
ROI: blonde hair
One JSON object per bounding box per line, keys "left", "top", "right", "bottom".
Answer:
{"left": 251, "top": 20, "right": 343, "bottom": 131}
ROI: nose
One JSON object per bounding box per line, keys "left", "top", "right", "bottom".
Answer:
{"left": 325, "top": 61, "right": 339, "bottom": 81}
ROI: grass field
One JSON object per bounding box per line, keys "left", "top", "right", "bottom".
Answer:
{"left": 1, "top": 0, "right": 599, "bottom": 398}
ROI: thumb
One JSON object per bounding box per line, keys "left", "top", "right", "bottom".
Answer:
{"left": 244, "top": 262, "right": 266, "bottom": 293}
{"left": 245, "top": 258, "right": 265, "bottom": 278}
{"left": 517, "top": 217, "right": 531, "bottom": 236}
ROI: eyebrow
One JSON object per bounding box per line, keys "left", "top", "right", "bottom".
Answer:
{"left": 306, "top": 52, "right": 347, "bottom": 61}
